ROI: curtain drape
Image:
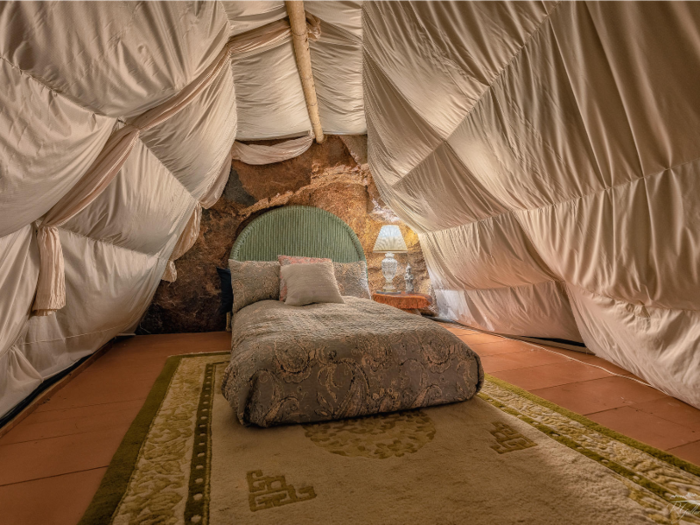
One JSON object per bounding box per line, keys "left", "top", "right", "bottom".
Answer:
{"left": 362, "top": 1, "right": 700, "bottom": 408}
{"left": 32, "top": 17, "right": 321, "bottom": 314}
{"left": 231, "top": 133, "right": 314, "bottom": 165}
{"left": 162, "top": 153, "right": 233, "bottom": 282}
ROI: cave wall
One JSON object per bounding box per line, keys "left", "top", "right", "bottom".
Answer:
{"left": 138, "top": 136, "right": 434, "bottom": 334}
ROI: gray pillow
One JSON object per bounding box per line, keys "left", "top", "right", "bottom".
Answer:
{"left": 281, "top": 262, "right": 345, "bottom": 307}
{"left": 333, "top": 261, "right": 371, "bottom": 299}
{"left": 229, "top": 260, "right": 280, "bottom": 314}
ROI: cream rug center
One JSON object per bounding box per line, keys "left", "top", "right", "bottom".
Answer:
{"left": 80, "top": 354, "right": 700, "bottom": 525}
{"left": 303, "top": 410, "right": 436, "bottom": 459}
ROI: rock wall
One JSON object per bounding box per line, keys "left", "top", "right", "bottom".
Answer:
{"left": 138, "top": 136, "right": 434, "bottom": 334}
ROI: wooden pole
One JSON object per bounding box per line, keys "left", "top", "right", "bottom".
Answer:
{"left": 285, "top": 0, "right": 325, "bottom": 143}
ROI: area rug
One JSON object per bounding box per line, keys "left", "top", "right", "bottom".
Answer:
{"left": 80, "top": 353, "right": 700, "bottom": 525}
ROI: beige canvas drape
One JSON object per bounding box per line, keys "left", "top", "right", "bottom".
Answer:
{"left": 161, "top": 204, "right": 202, "bottom": 283}
{"left": 231, "top": 133, "right": 314, "bottom": 165}
{"left": 164, "top": 130, "right": 316, "bottom": 282}
{"left": 161, "top": 153, "right": 233, "bottom": 282}
{"left": 32, "top": 17, "right": 320, "bottom": 315}
{"left": 363, "top": 1, "right": 700, "bottom": 408}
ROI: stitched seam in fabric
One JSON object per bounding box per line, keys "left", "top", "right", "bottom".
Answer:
{"left": 57, "top": 215, "right": 186, "bottom": 260}
{"left": 364, "top": 2, "right": 563, "bottom": 187}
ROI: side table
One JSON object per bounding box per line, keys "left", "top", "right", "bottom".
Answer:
{"left": 372, "top": 292, "right": 432, "bottom": 315}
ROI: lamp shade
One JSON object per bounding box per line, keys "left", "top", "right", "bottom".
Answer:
{"left": 373, "top": 225, "right": 408, "bottom": 253}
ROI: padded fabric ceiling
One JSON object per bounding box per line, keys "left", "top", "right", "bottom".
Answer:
{"left": 226, "top": 0, "right": 365, "bottom": 138}
{"left": 363, "top": 1, "right": 700, "bottom": 408}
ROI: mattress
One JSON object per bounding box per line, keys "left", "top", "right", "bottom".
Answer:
{"left": 221, "top": 296, "right": 483, "bottom": 427}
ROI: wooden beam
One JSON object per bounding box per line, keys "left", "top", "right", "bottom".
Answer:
{"left": 285, "top": 0, "right": 325, "bottom": 143}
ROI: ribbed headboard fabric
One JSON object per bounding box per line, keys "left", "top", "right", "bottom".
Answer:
{"left": 230, "top": 206, "right": 366, "bottom": 263}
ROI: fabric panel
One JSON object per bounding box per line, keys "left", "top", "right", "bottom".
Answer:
{"left": 140, "top": 64, "right": 238, "bottom": 200}
{"left": 0, "top": 1, "right": 230, "bottom": 118}
{"left": 231, "top": 133, "right": 313, "bottom": 165}
{"left": 307, "top": 1, "right": 366, "bottom": 134}
{"left": 232, "top": 41, "right": 311, "bottom": 139}
{"left": 0, "top": 227, "right": 39, "bottom": 361}
{"left": 221, "top": 1, "right": 286, "bottom": 37}
{"left": 567, "top": 285, "right": 700, "bottom": 408}
{"left": 435, "top": 282, "right": 582, "bottom": 342}
{"left": 363, "top": 1, "right": 700, "bottom": 407}
{"left": 0, "top": 59, "right": 115, "bottom": 238}
{"left": 21, "top": 229, "right": 171, "bottom": 380}
{"left": 162, "top": 203, "right": 202, "bottom": 283}
{"left": 0, "top": 346, "right": 42, "bottom": 418}
{"left": 61, "top": 140, "right": 196, "bottom": 257}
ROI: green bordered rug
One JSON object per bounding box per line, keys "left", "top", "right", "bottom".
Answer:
{"left": 80, "top": 353, "right": 700, "bottom": 525}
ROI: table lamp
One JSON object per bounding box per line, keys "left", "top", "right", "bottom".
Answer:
{"left": 373, "top": 225, "right": 408, "bottom": 293}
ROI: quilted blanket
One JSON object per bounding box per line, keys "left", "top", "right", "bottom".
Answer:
{"left": 222, "top": 297, "right": 483, "bottom": 427}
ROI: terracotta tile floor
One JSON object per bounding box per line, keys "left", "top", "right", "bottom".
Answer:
{"left": 1, "top": 325, "right": 699, "bottom": 524}
{"left": 0, "top": 332, "right": 229, "bottom": 525}
{"left": 442, "top": 323, "right": 700, "bottom": 465}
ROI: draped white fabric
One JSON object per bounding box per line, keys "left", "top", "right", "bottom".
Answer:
{"left": 0, "top": 2, "right": 234, "bottom": 416}
{"left": 31, "top": 41, "right": 239, "bottom": 315}
{"left": 0, "top": 1, "right": 368, "bottom": 417}
{"left": 364, "top": 1, "right": 700, "bottom": 408}
{"left": 228, "top": 1, "right": 365, "bottom": 138}
{"left": 231, "top": 133, "right": 314, "bottom": 165}
{"left": 3, "top": 0, "right": 700, "bottom": 416}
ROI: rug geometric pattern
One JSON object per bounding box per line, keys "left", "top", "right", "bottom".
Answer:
{"left": 79, "top": 354, "right": 700, "bottom": 525}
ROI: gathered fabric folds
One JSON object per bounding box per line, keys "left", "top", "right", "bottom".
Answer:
{"left": 162, "top": 204, "right": 202, "bottom": 283}
{"left": 31, "top": 45, "right": 235, "bottom": 313}
{"left": 163, "top": 151, "right": 233, "bottom": 283}
{"left": 30, "top": 13, "right": 324, "bottom": 313}
{"left": 32, "top": 126, "right": 141, "bottom": 314}
{"left": 0, "top": 1, "right": 371, "bottom": 418}
{"left": 363, "top": 1, "right": 700, "bottom": 408}
{"left": 231, "top": 133, "right": 314, "bottom": 165}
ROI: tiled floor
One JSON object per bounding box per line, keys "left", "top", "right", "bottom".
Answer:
{"left": 440, "top": 323, "right": 700, "bottom": 463}
{"left": 0, "top": 332, "right": 229, "bottom": 525}
{"left": 1, "top": 325, "right": 699, "bottom": 524}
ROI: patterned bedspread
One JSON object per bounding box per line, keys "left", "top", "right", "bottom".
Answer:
{"left": 221, "top": 297, "right": 483, "bottom": 427}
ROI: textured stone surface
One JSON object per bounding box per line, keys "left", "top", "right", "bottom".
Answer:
{"left": 138, "top": 136, "right": 434, "bottom": 334}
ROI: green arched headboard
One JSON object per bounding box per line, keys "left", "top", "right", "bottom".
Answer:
{"left": 230, "top": 206, "right": 366, "bottom": 263}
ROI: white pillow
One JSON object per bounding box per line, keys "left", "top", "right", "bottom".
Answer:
{"left": 281, "top": 262, "right": 345, "bottom": 306}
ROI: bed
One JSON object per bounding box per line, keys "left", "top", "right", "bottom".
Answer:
{"left": 221, "top": 206, "right": 483, "bottom": 427}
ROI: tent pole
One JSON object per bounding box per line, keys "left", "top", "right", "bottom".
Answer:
{"left": 285, "top": 0, "right": 325, "bottom": 143}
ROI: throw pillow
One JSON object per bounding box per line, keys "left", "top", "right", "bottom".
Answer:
{"left": 281, "top": 262, "right": 345, "bottom": 306}
{"left": 333, "top": 261, "right": 371, "bottom": 299}
{"left": 229, "top": 260, "right": 280, "bottom": 314}
{"left": 278, "top": 255, "right": 332, "bottom": 301}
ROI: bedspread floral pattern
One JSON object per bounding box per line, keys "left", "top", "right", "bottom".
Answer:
{"left": 221, "top": 297, "right": 483, "bottom": 427}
